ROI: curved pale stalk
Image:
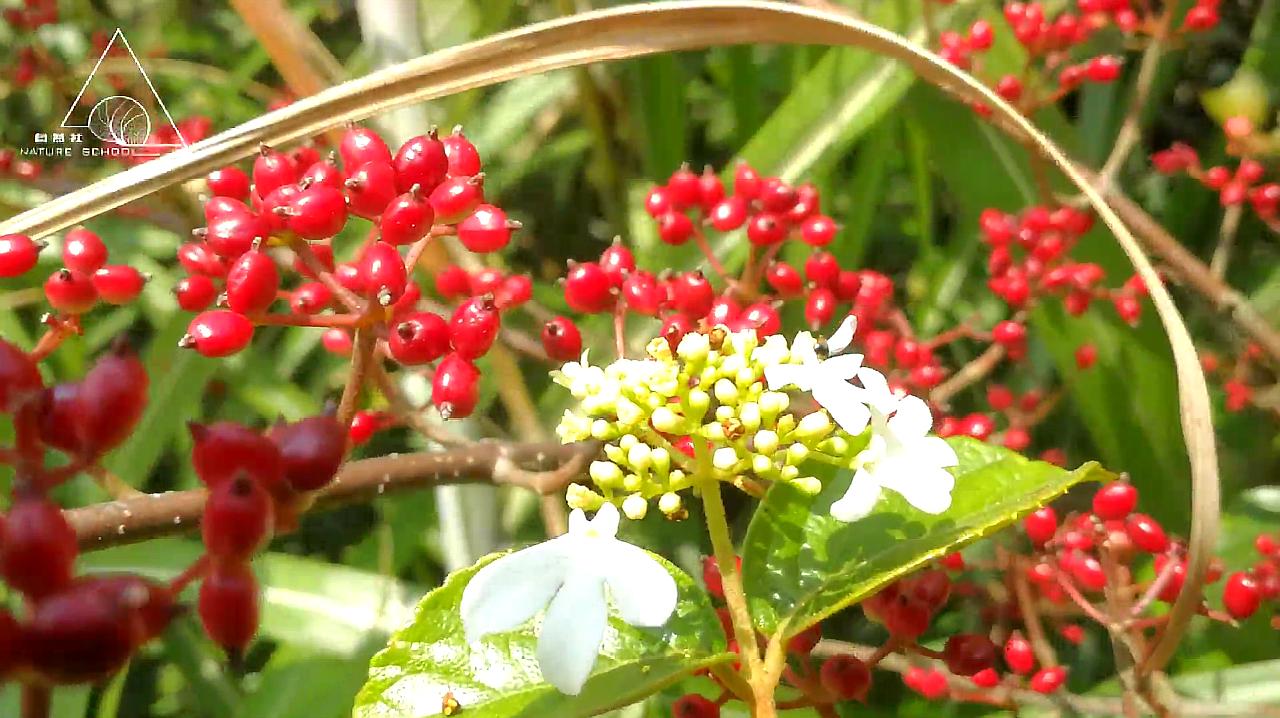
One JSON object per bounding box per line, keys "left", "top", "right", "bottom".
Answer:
{"left": 0, "top": 0, "right": 1216, "bottom": 675}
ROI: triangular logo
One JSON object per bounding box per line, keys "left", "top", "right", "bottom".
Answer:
{"left": 60, "top": 28, "right": 187, "bottom": 158}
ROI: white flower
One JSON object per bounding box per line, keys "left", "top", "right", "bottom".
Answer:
{"left": 763, "top": 316, "right": 897, "bottom": 435}
{"left": 830, "top": 395, "right": 959, "bottom": 522}
{"left": 459, "top": 503, "right": 677, "bottom": 695}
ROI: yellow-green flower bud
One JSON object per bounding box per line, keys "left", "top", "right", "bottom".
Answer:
{"left": 604, "top": 443, "right": 626, "bottom": 464}
{"left": 701, "top": 422, "right": 727, "bottom": 442}
{"left": 715, "top": 405, "right": 735, "bottom": 422}
{"left": 688, "top": 389, "right": 711, "bottom": 418}
{"left": 787, "top": 442, "right": 810, "bottom": 464}
{"left": 751, "top": 454, "right": 774, "bottom": 475}
{"left": 780, "top": 465, "right": 800, "bottom": 481}
{"left": 713, "top": 447, "right": 739, "bottom": 472}
{"left": 616, "top": 398, "right": 644, "bottom": 426}
{"left": 818, "top": 436, "right": 850, "bottom": 456}
{"left": 713, "top": 378, "right": 739, "bottom": 405}
{"left": 619, "top": 433, "right": 638, "bottom": 450}
{"left": 622, "top": 493, "right": 648, "bottom": 520}
{"left": 566, "top": 483, "right": 605, "bottom": 510}
{"left": 739, "top": 402, "right": 761, "bottom": 431}
{"left": 623, "top": 472, "right": 643, "bottom": 492}
{"left": 796, "top": 410, "right": 833, "bottom": 439}
{"left": 735, "top": 365, "right": 757, "bottom": 387}
{"left": 627, "top": 443, "right": 652, "bottom": 472}
{"left": 591, "top": 419, "right": 617, "bottom": 440}
{"left": 658, "top": 492, "right": 683, "bottom": 516}
{"left": 792, "top": 476, "right": 823, "bottom": 495}
{"left": 646, "top": 337, "right": 672, "bottom": 362}
{"left": 651, "top": 406, "right": 682, "bottom": 434}
{"left": 754, "top": 429, "right": 779, "bottom": 456}
{"left": 677, "top": 332, "right": 710, "bottom": 363}
{"left": 775, "top": 413, "right": 797, "bottom": 436}
{"left": 759, "top": 391, "right": 789, "bottom": 419}
{"left": 589, "top": 460, "right": 623, "bottom": 486}
{"left": 651, "top": 447, "right": 671, "bottom": 476}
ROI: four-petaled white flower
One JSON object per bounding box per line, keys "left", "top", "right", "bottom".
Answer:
{"left": 460, "top": 502, "right": 677, "bottom": 695}
{"left": 763, "top": 316, "right": 897, "bottom": 435}
{"left": 830, "top": 395, "right": 959, "bottom": 522}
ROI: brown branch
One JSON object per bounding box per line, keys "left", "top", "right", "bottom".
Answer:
{"left": 67, "top": 440, "right": 601, "bottom": 551}
{"left": 930, "top": 343, "right": 1006, "bottom": 408}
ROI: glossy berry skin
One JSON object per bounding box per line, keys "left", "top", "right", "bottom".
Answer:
{"left": 204, "top": 211, "right": 270, "bottom": 258}
{"left": 804, "top": 251, "right": 839, "bottom": 287}
{"left": 348, "top": 410, "right": 383, "bottom": 446}
{"left": 178, "top": 242, "right": 228, "bottom": 277}
{"left": 189, "top": 421, "right": 284, "bottom": 490}
{"left": 738, "top": 302, "right": 781, "bottom": 337}
{"left": 709, "top": 196, "right": 748, "bottom": 231}
{"left": 63, "top": 227, "right": 108, "bottom": 273}
{"left": 1223, "top": 572, "right": 1261, "bottom": 619}
{"left": 670, "top": 271, "right": 714, "bottom": 317}
{"left": 174, "top": 275, "right": 218, "bottom": 311}
{"left": 992, "top": 320, "right": 1026, "bottom": 346}
{"left": 268, "top": 416, "right": 346, "bottom": 493}
{"left": 287, "top": 184, "right": 348, "bottom": 240}
{"left": 225, "top": 249, "right": 279, "bottom": 315}
{"left": 457, "top": 204, "right": 514, "bottom": 253}
{"left": 449, "top": 296, "right": 500, "bottom": 359}
{"left": 820, "top": 655, "right": 872, "bottom": 701}
{"left": 206, "top": 167, "right": 251, "bottom": 199}
{"left": 442, "top": 127, "right": 482, "bottom": 176}
{"left": 185, "top": 310, "right": 254, "bottom": 357}
{"left": 541, "top": 316, "right": 583, "bottom": 362}
{"left": 203, "top": 474, "right": 274, "bottom": 563}
{"left": 672, "top": 694, "right": 719, "bottom": 718}
{"left": 378, "top": 190, "right": 435, "bottom": 246}
{"left": 1030, "top": 666, "right": 1067, "bottom": 694}
{"left": 199, "top": 563, "right": 261, "bottom": 654}
{"left": 563, "top": 262, "right": 614, "bottom": 313}
{"left": 429, "top": 176, "right": 485, "bottom": 224}
{"left": 253, "top": 147, "right": 299, "bottom": 196}
{"left": 701, "top": 555, "right": 740, "bottom": 600}
{"left": 344, "top": 161, "right": 399, "bottom": 219}
{"left": 1003, "top": 633, "right": 1035, "bottom": 674}
{"left": 764, "top": 261, "right": 804, "bottom": 298}
{"left": 38, "top": 382, "right": 83, "bottom": 454}
{"left": 73, "top": 344, "right": 148, "bottom": 458}
{"left": 657, "top": 211, "right": 694, "bottom": 245}
{"left": 746, "top": 212, "right": 787, "bottom": 245}
{"left": 432, "top": 353, "right": 480, "bottom": 420}
{"left": 0, "top": 233, "right": 42, "bottom": 277}
{"left": 0, "top": 338, "right": 43, "bottom": 412}
{"left": 339, "top": 126, "right": 392, "bottom": 169}
{"left": 800, "top": 214, "right": 837, "bottom": 246}
{"left": 360, "top": 242, "right": 408, "bottom": 306}
{"left": 1092, "top": 482, "right": 1137, "bottom": 520}
{"left": 393, "top": 133, "right": 449, "bottom": 193}
{"left": 944, "top": 634, "right": 997, "bottom": 676}
{"left": 92, "top": 265, "right": 147, "bottom": 304}
{"left": 435, "top": 265, "right": 471, "bottom": 300}
{"left": 22, "top": 579, "right": 145, "bottom": 684}
{"left": 288, "top": 281, "right": 331, "bottom": 315}
{"left": 45, "top": 268, "right": 99, "bottom": 314}
{"left": 598, "top": 243, "right": 635, "bottom": 286}
{"left": 322, "top": 328, "right": 353, "bottom": 356}
{"left": 0, "top": 498, "right": 78, "bottom": 600}
{"left": 389, "top": 311, "right": 450, "bottom": 365}
{"left": 804, "top": 287, "right": 837, "bottom": 329}
{"left": 622, "top": 272, "right": 664, "bottom": 316}
{"left": 1023, "top": 506, "right": 1057, "bottom": 546}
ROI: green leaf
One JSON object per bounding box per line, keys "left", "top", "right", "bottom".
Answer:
{"left": 354, "top": 552, "right": 730, "bottom": 718}
{"left": 742, "top": 437, "right": 1114, "bottom": 636}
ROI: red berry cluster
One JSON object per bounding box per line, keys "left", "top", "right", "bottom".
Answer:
{"left": 1200, "top": 342, "right": 1270, "bottom": 414}
{"left": 3, "top": 0, "right": 58, "bottom": 88}
{"left": 177, "top": 124, "right": 521, "bottom": 427}
{"left": 190, "top": 413, "right": 346, "bottom": 655}
{"left": 1152, "top": 142, "right": 1279, "bottom": 232}
{"left": 0, "top": 338, "right": 178, "bottom": 687}
{"left": 0, "top": 149, "right": 41, "bottom": 182}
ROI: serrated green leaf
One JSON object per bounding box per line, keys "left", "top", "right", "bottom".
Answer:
{"left": 354, "top": 552, "right": 730, "bottom": 718}
{"left": 742, "top": 437, "right": 1113, "bottom": 636}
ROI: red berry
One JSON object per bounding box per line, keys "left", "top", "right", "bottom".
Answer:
{"left": 22, "top": 578, "right": 149, "bottom": 684}
{"left": 1060, "top": 624, "right": 1085, "bottom": 644}
{"left": 944, "top": 633, "right": 997, "bottom": 676}
{"left": 225, "top": 249, "right": 280, "bottom": 315}
{"left": 287, "top": 184, "right": 347, "bottom": 240}
{"left": 253, "top": 146, "right": 298, "bottom": 196}
{"left": 38, "top": 382, "right": 83, "bottom": 454}
{"left": 63, "top": 227, "right": 108, "bottom": 273}
{"left": 92, "top": 265, "right": 147, "bottom": 305}
{"left": 1255, "top": 533, "right": 1278, "bottom": 557}
{"left": 992, "top": 320, "right": 1026, "bottom": 347}
{"left": 1075, "top": 343, "right": 1097, "bottom": 369}
{"left": 322, "top": 328, "right": 353, "bottom": 356}
{"left": 644, "top": 186, "right": 673, "bottom": 218}
{"left": 433, "top": 353, "right": 480, "bottom": 420}
{"left": 0, "top": 498, "right": 77, "bottom": 600}
{"left": 541, "top": 316, "right": 584, "bottom": 362}
{"left": 707, "top": 296, "right": 740, "bottom": 326}
{"left": 666, "top": 165, "right": 702, "bottom": 209}
{"left": 45, "top": 268, "right": 98, "bottom": 314}
{"left": 393, "top": 132, "right": 449, "bottom": 193}
{"left": 430, "top": 176, "right": 485, "bottom": 224}
{"left": 435, "top": 265, "right": 472, "bottom": 300}
{"left": 563, "top": 262, "right": 614, "bottom": 313}
{"left": 449, "top": 295, "right": 501, "bottom": 358}
{"left": 1183, "top": 4, "right": 1218, "bottom": 29}
{"left": 0, "top": 233, "right": 42, "bottom": 277}
{"left": 338, "top": 126, "right": 392, "bottom": 169}
{"left": 672, "top": 694, "right": 719, "bottom": 718}
{"left": 178, "top": 242, "right": 229, "bottom": 277}
{"left": 469, "top": 268, "right": 503, "bottom": 296}
{"left": 599, "top": 242, "right": 635, "bottom": 286}
{"left": 746, "top": 212, "right": 787, "bottom": 245}
{"left": 360, "top": 242, "right": 408, "bottom": 306}
{"left": 348, "top": 410, "right": 384, "bottom": 446}
{"left": 442, "top": 126, "right": 482, "bottom": 176}
{"left": 1113, "top": 294, "right": 1142, "bottom": 325}
{"left": 660, "top": 314, "right": 694, "bottom": 352}
{"left": 820, "top": 655, "right": 871, "bottom": 700}
{"left": 960, "top": 413, "right": 995, "bottom": 440}
{"left": 174, "top": 275, "right": 218, "bottom": 312}
{"left": 1003, "top": 633, "right": 1035, "bottom": 674}
{"left": 344, "top": 161, "right": 399, "bottom": 219}
{"left": 758, "top": 177, "right": 797, "bottom": 212}
{"left": 907, "top": 569, "right": 952, "bottom": 609}
{"left": 0, "top": 338, "right": 43, "bottom": 412}
{"left": 708, "top": 196, "right": 748, "bottom": 231}
{"left": 1030, "top": 666, "right": 1067, "bottom": 693}
{"left": 669, "top": 271, "right": 714, "bottom": 317}
{"left": 697, "top": 167, "right": 725, "bottom": 209}
{"left": 623, "top": 272, "right": 664, "bottom": 316}
{"left": 788, "top": 623, "right": 823, "bottom": 654}
{"left": 971, "top": 668, "right": 1000, "bottom": 688}
{"left": 765, "top": 261, "right": 804, "bottom": 297}
{"left": 1002, "top": 427, "right": 1031, "bottom": 451}
{"left": 1085, "top": 55, "right": 1122, "bottom": 83}
{"left": 904, "top": 667, "right": 948, "bottom": 699}
{"left": 1223, "top": 572, "right": 1261, "bottom": 619}
{"left": 289, "top": 281, "right": 332, "bottom": 314}
{"left": 1092, "top": 482, "right": 1137, "bottom": 520}
{"left": 202, "top": 473, "right": 275, "bottom": 563}
{"left": 73, "top": 342, "right": 148, "bottom": 458}
{"left": 189, "top": 421, "right": 284, "bottom": 490}
{"left": 379, "top": 188, "right": 435, "bottom": 246}
{"left": 987, "top": 384, "right": 1014, "bottom": 410}
{"left": 804, "top": 288, "right": 837, "bottom": 329}
{"left": 733, "top": 161, "right": 762, "bottom": 199}
{"left": 203, "top": 211, "right": 270, "bottom": 258}
{"left": 804, "top": 251, "right": 840, "bottom": 287}
{"left": 657, "top": 211, "right": 694, "bottom": 245}
{"left": 390, "top": 311, "right": 450, "bottom": 365}
{"left": 800, "top": 214, "right": 837, "bottom": 246}
{"left": 206, "top": 167, "right": 251, "bottom": 199}
{"left": 199, "top": 563, "right": 260, "bottom": 655}
{"left": 701, "top": 555, "right": 740, "bottom": 600}
{"left": 1023, "top": 506, "right": 1057, "bottom": 547}
{"left": 458, "top": 203, "right": 515, "bottom": 253}
{"left": 301, "top": 159, "right": 345, "bottom": 190}
{"left": 882, "top": 596, "right": 932, "bottom": 638}
{"left": 266, "top": 415, "right": 347, "bottom": 493}
{"left": 1071, "top": 554, "right": 1107, "bottom": 591}
{"left": 1124, "top": 513, "right": 1168, "bottom": 553}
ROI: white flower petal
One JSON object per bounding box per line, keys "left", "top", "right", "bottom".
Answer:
{"left": 916, "top": 435, "right": 959, "bottom": 469}
{"left": 817, "top": 353, "right": 863, "bottom": 382}
{"left": 827, "top": 315, "right": 858, "bottom": 354}
{"left": 587, "top": 502, "right": 621, "bottom": 538}
{"left": 461, "top": 538, "right": 571, "bottom": 644}
{"left": 536, "top": 572, "right": 609, "bottom": 695}
{"left": 813, "top": 380, "right": 872, "bottom": 435}
{"left": 790, "top": 332, "right": 819, "bottom": 364}
{"left": 764, "top": 363, "right": 813, "bottom": 391}
{"left": 603, "top": 542, "right": 678, "bottom": 627}
{"left": 830, "top": 469, "right": 882, "bottom": 521}
{"left": 854, "top": 367, "right": 899, "bottom": 414}
{"left": 877, "top": 460, "right": 956, "bottom": 515}
{"left": 887, "top": 394, "right": 933, "bottom": 439}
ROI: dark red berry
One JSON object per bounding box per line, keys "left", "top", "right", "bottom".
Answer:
{"left": 433, "top": 352, "right": 480, "bottom": 420}
{"left": 457, "top": 203, "right": 515, "bottom": 253}
{"left": 563, "top": 262, "right": 614, "bottom": 313}
{"left": 788, "top": 623, "right": 823, "bottom": 654}
{"left": 189, "top": 421, "right": 284, "bottom": 490}
{"left": 672, "top": 694, "right": 719, "bottom": 718}
{"left": 45, "top": 268, "right": 98, "bottom": 314}
{"left": 22, "top": 578, "right": 147, "bottom": 684}
{"left": 393, "top": 132, "right": 449, "bottom": 193}
{"left": 819, "top": 655, "right": 871, "bottom": 701}
{"left": 379, "top": 188, "right": 435, "bottom": 246}
{"left": 360, "top": 242, "right": 408, "bottom": 306}
{"left": 389, "top": 311, "right": 450, "bottom": 365}
{"left": 62, "top": 227, "right": 108, "bottom": 273}
{"left": 73, "top": 342, "right": 148, "bottom": 458}
{"left": 206, "top": 167, "right": 251, "bottom": 199}
{"left": 0, "top": 338, "right": 43, "bottom": 412}
{"left": 38, "top": 382, "right": 82, "bottom": 454}
{"left": 944, "top": 634, "right": 997, "bottom": 676}
{"left": 339, "top": 126, "right": 392, "bottom": 169}
{"left": 906, "top": 569, "right": 952, "bottom": 609}
{"left": 0, "top": 233, "right": 42, "bottom": 277}
{"left": 1092, "top": 482, "right": 1137, "bottom": 520}
{"left": 199, "top": 563, "right": 260, "bottom": 655}
{"left": 203, "top": 473, "right": 274, "bottom": 563}
{"left": 0, "top": 497, "right": 77, "bottom": 600}
{"left": 268, "top": 415, "right": 347, "bottom": 493}
{"left": 0, "top": 609, "right": 20, "bottom": 679}
{"left": 541, "top": 317, "right": 583, "bottom": 361}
